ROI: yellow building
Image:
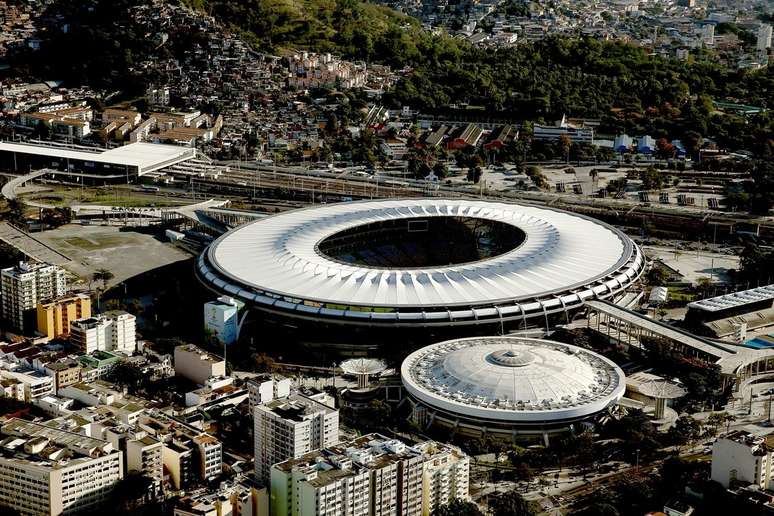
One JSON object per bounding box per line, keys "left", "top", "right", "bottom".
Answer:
{"left": 36, "top": 293, "right": 91, "bottom": 340}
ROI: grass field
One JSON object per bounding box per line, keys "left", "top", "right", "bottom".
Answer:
{"left": 21, "top": 185, "right": 192, "bottom": 208}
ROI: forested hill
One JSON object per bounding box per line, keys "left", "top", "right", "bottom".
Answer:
{"left": 179, "top": 0, "right": 773, "bottom": 155}
{"left": 6, "top": 0, "right": 774, "bottom": 155}
{"left": 177, "top": 0, "right": 465, "bottom": 65}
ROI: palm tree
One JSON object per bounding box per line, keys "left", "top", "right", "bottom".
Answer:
{"left": 93, "top": 268, "right": 114, "bottom": 290}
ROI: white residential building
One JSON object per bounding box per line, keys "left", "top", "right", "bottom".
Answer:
{"left": 254, "top": 392, "right": 339, "bottom": 483}
{"left": 193, "top": 434, "right": 222, "bottom": 481}
{"left": 270, "top": 433, "right": 469, "bottom": 516}
{"left": 246, "top": 374, "right": 291, "bottom": 412}
{"left": 69, "top": 311, "right": 136, "bottom": 354}
{"left": 174, "top": 344, "right": 226, "bottom": 385}
{"left": 126, "top": 436, "right": 164, "bottom": 483}
{"left": 0, "top": 418, "right": 123, "bottom": 515}
{"left": 1, "top": 261, "right": 66, "bottom": 333}
{"left": 711, "top": 430, "right": 774, "bottom": 489}
{"left": 0, "top": 368, "right": 54, "bottom": 401}
{"left": 758, "top": 24, "right": 773, "bottom": 51}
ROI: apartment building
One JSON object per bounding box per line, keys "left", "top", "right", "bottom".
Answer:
{"left": 163, "top": 438, "right": 195, "bottom": 490}
{"left": 254, "top": 392, "right": 339, "bottom": 483}
{"left": 36, "top": 293, "right": 91, "bottom": 340}
{"left": 711, "top": 430, "right": 774, "bottom": 489}
{"left": 174, "top": 479, "right": 268, "bottom": 516}
{"left": 174, "top": 344, "right": 226, "bottom": 385}
{"left": 0, "top": 418, "right": 123, "bottom": 515}
{"left": 270, "top": 434, "right": 469, "bottom": 516}
{"left": 138, "top": 411, "right": 223, "bottom": 485}
{"left": 0, "top": 367, "right": 54, "bottom": 401}
{"left": 1, "top": 261, "right": 67, "bottom": 333}
{"left": 70, "top": 311, "right": 136, "bottom": 354}
{"left": 126, "top": 435, "right": 164, "bottom": 483}
{"left": 246, "top": 374, "right": 291, "bottom": 412}
{"left": 43, "top": 359, "right": 82, "bottom": 390}
{"left": 194, "top": 434, "right": 222, "bottom": 481}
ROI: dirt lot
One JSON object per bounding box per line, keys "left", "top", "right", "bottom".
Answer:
{"left": 36, "top": 223, "right": 191, "bottom": 288}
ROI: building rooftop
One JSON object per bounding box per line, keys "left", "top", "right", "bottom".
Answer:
{"left": 261, "top": 392, "right": 336, "bottom": 422}
{"left": 1, "top": 417, "right": 114, "bottom": 462}
{"left": 175, "top": 344, "right": 224, "bottom": 364}
{"left": 719, "top": 430, "right": 774, "bottom": 456}
{"left": 401, "top": 336, "right": 626, "bottom": 423}
{"left": 274, "top": 433, "right": 464, "bottom": 488}
{"left": 0, "top": 141, "right": 195, "bottom": 175}
{"left": 688, "top": 284, "right": 774, "bottom": 313}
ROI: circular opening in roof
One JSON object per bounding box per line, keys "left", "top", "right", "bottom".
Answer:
{"left": 487, "top": 349, "right": 536, "bottom": 367}
{"left": 316, "top": 216, "right": 526, "bottom": 268}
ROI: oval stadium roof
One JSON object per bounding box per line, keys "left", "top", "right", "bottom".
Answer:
{"left": 196, "top": 199, "right": 645, "bottom": 326}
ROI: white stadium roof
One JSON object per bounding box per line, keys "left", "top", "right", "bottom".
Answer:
{"left": 688, "top": 284, "right": 774, "bottom": 313}
{"left": 401, "top": 336, "right": 626, "bottom": 423}
{"left": 197, "top": 199, "right": 645, "bottom": 326}
{"left": 0, "top": 141, "right": 195, "bottom": 175}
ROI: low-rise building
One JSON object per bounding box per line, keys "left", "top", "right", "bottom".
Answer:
{"left": 0, "top": 367, "right": 54, "bottom": 401}
{"left": 43, "top": 359, "right": 82, "bottom": 391}
{"left": 78, "top": 350, "right": 122, "bottom": 381}
{"left": 185, "top": 375, "right": 249, "bottom": 409}
{"left": 174, "top": 344, "right": 226, "bottom": 385}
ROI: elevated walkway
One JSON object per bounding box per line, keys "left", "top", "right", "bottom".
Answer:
{"left": 585, "top": 299, "right": 774, "bottom": 384}
{"left": 1, "top": 169, "right": 48, "bottom": 201}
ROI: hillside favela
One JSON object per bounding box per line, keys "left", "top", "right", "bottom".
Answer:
{"left": 0, "top": 0, "right": 772, "bottom": 515}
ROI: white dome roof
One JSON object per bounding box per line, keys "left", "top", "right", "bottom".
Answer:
{"left": 401, "top": 336, "right": 626, "bottom": 423}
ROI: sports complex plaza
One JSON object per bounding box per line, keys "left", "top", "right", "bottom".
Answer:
{"left": 196, "top": 198, "right": 646, "bottom": 331}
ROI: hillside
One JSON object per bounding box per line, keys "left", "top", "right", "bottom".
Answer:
{"left": 178, "top": 0, "right": 460, "bottom": 65}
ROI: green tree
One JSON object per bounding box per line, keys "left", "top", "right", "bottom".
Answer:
{"left": 640, "top": 166, "right": 664, "bottom": 190}
{"left": 433, "top": 498, "right": 484, "bottom": 516}
{"left": 490, "top": 491, "right": 536, "bottom": 516}
{"left": 106, "top": 362, "right": 144, "bottom": 394}
{"left": 669, "top": 415, "right": 703, "bottom": 449}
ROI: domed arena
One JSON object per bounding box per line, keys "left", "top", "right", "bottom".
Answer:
{"left": 400, "top": 336, "right": 626, "bottom": 442}
{"left": 196, "top": 198, "right": 644, "bottom": 333}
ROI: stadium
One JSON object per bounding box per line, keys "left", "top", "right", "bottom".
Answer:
{"left": 400, "top": 336, "right": 627, "bottom": 441}
{"left": 196, "top": 198, "right": 645, "bottom": 332}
